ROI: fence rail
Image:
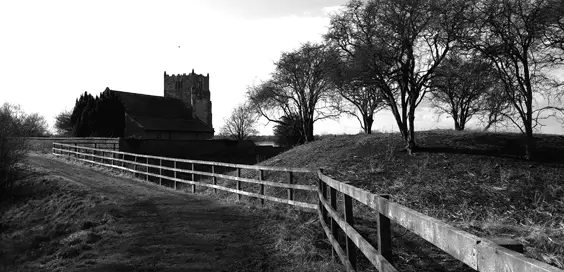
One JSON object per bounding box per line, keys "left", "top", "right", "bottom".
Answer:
{"left": 52, "top": 142, "right": 563, "bottom": 272}
{"left": 52, "top": 142, "right": 316, "bottom": 209}
{"left": 317, "top": 169, "right": 564, "bottom": 272}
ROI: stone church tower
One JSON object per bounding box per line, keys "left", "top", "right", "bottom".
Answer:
{"left": 164, "top": 70, "right": 213, "bottom": 129}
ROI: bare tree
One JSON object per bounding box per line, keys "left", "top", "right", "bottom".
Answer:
{"left": 467, "top": 0, "right": 564, "bottom": 159}
{"left": 478, "top": 82, "right": 512, "bottom": 131}
{"left": 429, "top": 52, "right": 505, "bottom": 130}
{"left": 247, "top": 42, "right": 340, "bottom": 143}
{"left": 54, "top": 110, "right": 73, "bottom": 136}
{"left": 219, "top": 103, "right": 259, "bottom": 140}
{"left": 326, "top": 0, "right": 471, "bottom": 154}
{"left": 0, "top": 103, "right": 34, "bottom": 194}
{"left": 332, "top": 52, "right": 386, "bottom": 134}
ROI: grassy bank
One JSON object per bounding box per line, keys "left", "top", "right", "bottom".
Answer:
{"left": 254, "top": 130, "right": 564, "bottom": 271}
{"left": 0, "top": 165, "right": 121, "bottom": 271}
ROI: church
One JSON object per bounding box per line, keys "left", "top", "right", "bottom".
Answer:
{"left": 107, "top": 70, "right": 214, "bottom": 140}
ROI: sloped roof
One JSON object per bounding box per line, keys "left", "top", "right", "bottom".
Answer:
{"left": 108, "top": 89, "right": 213, "bottom": 133}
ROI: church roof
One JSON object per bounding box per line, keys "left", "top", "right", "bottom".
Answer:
{"left": 107, "top": 89, "right": 213, "bottom": 133}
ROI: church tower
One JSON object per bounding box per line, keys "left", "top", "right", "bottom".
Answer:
{"left": 164, "top": 70, "right": 213, "bottom": 129}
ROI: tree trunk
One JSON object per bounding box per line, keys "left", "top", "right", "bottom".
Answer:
{"left": 364, "top": 115, "right": 374, "bottom": 134}
{"left": 406, "top": 108, "right": 417, "bottom": 155}
{"left": 524, "top": 118, "right": 535, "bottom": 160}
{"left": 304, "top": 120, "right": 315, "bottom": 143}
{"left": 454, "top": 120, "right": 462, "bottom": 131}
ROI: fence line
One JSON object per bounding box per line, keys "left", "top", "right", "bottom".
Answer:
{"left": 52, "top": 142, "right": 316, "bottom": 209}
{"left": 317, "top": 169, "right": 564, "bottom": 272}
{"left": 52, "top": 142, "right": 563, "bottom": 272}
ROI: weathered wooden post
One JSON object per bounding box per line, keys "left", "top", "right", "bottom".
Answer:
{"left": 134, "top": 156, "right": 138, "bottom": 178}
{"left": 74, "top": 143, "right": 77, "bottom": 158}
{"left": 378, "top": 194, "right": 392, "bottom": 263}
{"left": 330, "top": 183, "right": 339, "bottom": 261}
{"left": 212, "top": 165, "right": 217, "bottom": 194}
{"left": 321, "top": 175, "right": 328, "bottom": 223}
{"left": 94, "top": 143, "right": 97, "bottom": 162}
{"left": 159, "top": 159, "right": 162, "bottom": 185}
{"left": 191, "top": 163, "right": 196, "bottom": 193}
{"left": 317, "top": 169, "right": 323, "bottom": 219}
{"left": 146, "top": 157, "right": 149, "bottom": 182}
{"left": 259, "top": 169, "right": 265, "bottom": 205}
{"left": 173, "top": 161, "right": 177, "bottom": 190}
{"left": 343, "top": 193, "right": 357, "bottom": 269}
{"left": 330, "top": 185, "right": 338, "bottom": 242}
{"left": 236, "top": 168, "right": 242, "bottom": 201}
{"left": 287, "top": 172, "right": 294, "bottom": 201}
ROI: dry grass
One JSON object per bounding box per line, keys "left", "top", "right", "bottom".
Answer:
{"left": 0, "top": 165, "right": 121, "bottom": 272}
{"left": 255, "top": 130, "right": 564, "bottom": 271}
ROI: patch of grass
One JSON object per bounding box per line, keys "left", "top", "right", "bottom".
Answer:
{"left": 0, "top": 166, "right": 120, "bottom": 272}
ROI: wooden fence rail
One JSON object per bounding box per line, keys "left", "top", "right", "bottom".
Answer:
{"left": 52, "top": 142, "right": 563, "bottom": 272}
{"left": 52, "top": 142, "right": 316, "bottom": 209}
{"left": 317, "top": 169, "right": 564, "bottom": 272}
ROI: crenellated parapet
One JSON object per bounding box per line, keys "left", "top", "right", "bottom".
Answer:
{"left": 164, "top": 70, "right": 213, "bottom": 129}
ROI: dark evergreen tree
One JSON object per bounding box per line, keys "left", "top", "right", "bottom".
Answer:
{"left": 69, "top": 89, "right": 125, "bottom": 137}
{"left": 273, "top": 115, "right": 304, "bottom": 147}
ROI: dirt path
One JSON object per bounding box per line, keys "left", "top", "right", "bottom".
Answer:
{"left": 25, "top": 153, "right": 273, "bottom": 272}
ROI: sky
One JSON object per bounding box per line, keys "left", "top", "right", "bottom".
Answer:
{"left": 1, "top": 0, "right": 563, "bottom": 135}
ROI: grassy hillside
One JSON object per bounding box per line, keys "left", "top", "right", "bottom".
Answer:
{"left": 258, "top": 130, "right": 564, "bottom": 271}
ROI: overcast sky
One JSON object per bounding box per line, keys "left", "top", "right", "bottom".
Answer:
{"left": 1, "top": 0, "right": 562, "bottom": 135}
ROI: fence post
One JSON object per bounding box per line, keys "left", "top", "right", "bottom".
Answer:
{"left": 343, "top": 193, "right": 357, "bottom": 270}
{"left": 191, "top": 163, "right": 196, "bottom": 193}
{"left": 330, "top": 185, "right": 338, "bottom": 240}
{"left": 74, "top": 143, "right": 77, "bottom": 158}
{"left": 159, "top": 159, "right": 162, "bottom": 185}
{"left": 93, "top": 143, "right": 97, "bottom": 162}
{"left": 317, "top": 169, "right": 324, "bottom": 220}
{"left": 236, "top": 168, "right": 241, "bottom": 201}
{"left": 259, "top": 169, "right": 265, "bottom": 205}
{"left": 378, "top": 194, "right": 392, "bottom": 263}
{"left": 330, "top": 185, "right": 339, "bottom": 261}
{"left": 134, "top": 156, "right": 138, "bottom": 178}
{"left": 321, "top": 177, "right": 328, "bottom": 223}
{"left": 146, "top": 157, "right": 149, "bottom": 182}
{"left": 212, "top": 165, "right": 217, "bottom": 194}
{"left": 173, "top": 161, "right": 177, "bottom": 190}
{"left": 287, "top": 172, "right": 294, "bottom": 201}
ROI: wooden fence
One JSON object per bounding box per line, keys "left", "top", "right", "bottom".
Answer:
{"left": 52, "top": 142, "right": 316, "bottom": 209}
{"left": 317, "top": 169, "right": 564, "bottom": 272}
{"left": 52, "top": 142, "right": 563, "bottom": 272}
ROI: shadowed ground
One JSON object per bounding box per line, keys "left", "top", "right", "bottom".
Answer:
{"left": 13, "top": 154, "right": 273, "bottom": 271}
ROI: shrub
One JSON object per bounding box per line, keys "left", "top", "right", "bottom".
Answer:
{"left": 0, "top": 103, "right": 45, "bottom": 195}
{"left": 273, "top": 115, "right": 304, "bottom": 147}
